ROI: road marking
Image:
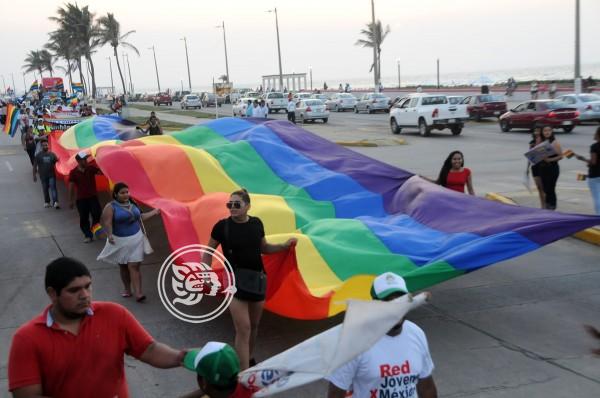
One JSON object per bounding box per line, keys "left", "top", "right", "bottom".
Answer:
{"left": 5, "top": 161, "right": 13, "bottom": 172}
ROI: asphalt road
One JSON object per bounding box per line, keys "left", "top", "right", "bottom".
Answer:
{"left": 1, "top": 107, "right": 599, "bottom": 397}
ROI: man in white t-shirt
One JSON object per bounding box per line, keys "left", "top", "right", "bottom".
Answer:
{"left": 257, "top": 99, "right": 269, "bottom": 118}
{"left": 327, "top": 272, "right": 438, "bottom": 398}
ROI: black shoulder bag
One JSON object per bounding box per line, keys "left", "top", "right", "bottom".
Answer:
{"left": 224, "top": 218, "right": 267, "bottom": 296}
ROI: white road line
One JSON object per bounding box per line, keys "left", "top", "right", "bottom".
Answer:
{"left": 5, "top": 161, "right": 13, "bottom": 172}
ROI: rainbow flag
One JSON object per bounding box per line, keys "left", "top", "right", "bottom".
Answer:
{"left": 72, "top": 82, "right": 84, "bottom": 92}
{"left": 3, "top": 105, "right": 21, "bottom": 137}
{"left": 29, "top": 80, "right": 39, "bottom": 92}
{"left": 54, "top": 117, "right": 600, "bottom": 320}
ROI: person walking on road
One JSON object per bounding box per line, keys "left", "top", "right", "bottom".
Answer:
{"left": 23, "top": 126, "right": 37, "bottom": 165}
{"left": 326, "top": 272, "right": 438, "bottom": 398}
{"left": 202, "top": 189, "right": 296, "bottom": 370}
{"left": 8, "top": 257, "right": 190, "bottom": 398}
{"left": 33, "top": 140, "right": 60, "bottom": 209}
{"left": 436, "top": 151, "right": 475, "bottom": 195}
{"left": 538, "top": 126, "right": 563, "bottom": 210}
{"left": 530, "top": 81, "right": 539, "bottom": 100}
{"left": 68, "top": 151, "right": 103, "bottom": 243}
{"left": 97, "top": 182, "right": 161, "bottom": 301}
{"left": 257, "top": 100, "right": 269, "bottom": 118}
{"left": 286, "top": 98, "right": 296, "bottom": 124}
{"left": 573, "top": 127, "right": 600, "bottom": 214}
{"left": 245, "top": 100, "right": 253, "bottom": 117}
{"left": 529, "top": 127, "right": 546, "bottom": 208}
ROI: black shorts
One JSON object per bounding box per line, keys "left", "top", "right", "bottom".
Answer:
{"left": 234, "top": 288, "right": 265, "bottom": 302}
{"left": 531, "top": 163, "right": 542, "bottom": 178}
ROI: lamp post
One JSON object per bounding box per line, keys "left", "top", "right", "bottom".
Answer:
{"left": 574, "top": 0, "right": 582, "bottom": 93}
{"left": 106, "top": 57, "right": 114, "bottom": 95}
{"left": 124, "top": 53, "right": 134, "bottom": 94}
{"left": 397, "top": 59, "right": 401, "bottom": 89}
{"left": 180, "top": 37, "right": 192, "bottom": 90}
{"left": 149, "top": 45, "right": 161, "bottom": 92}
{"left": 309, "top": 66, "right": 313, "bottom": 91}
{"left": 214, "top": 23, "right": 230, "bottom": 84}
{"left": 22, "top": 72, "right": 27, "bottom": 93}
{"left": 436, "top": 58, "right": 440, "bottom": 89}
{"left": 371, "top": 0, "right": 378, "bottom": 91}
{"left": 11, "top": 73, "right": 16, "bottom": 95}
{"left": 267, "top": 8, "right": 284, "bottom": 91}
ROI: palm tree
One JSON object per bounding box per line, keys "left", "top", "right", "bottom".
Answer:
{"left": 355, "top": 20, "right": 390, "bottom": 89}
{"left": 50, "top": 3, "right": 100, "bottom": 97}
{"left": 39, "top": 50, "right": 54, "bottom": 77}
{"left": 96, "top": 13, "right": 138, "bottom": 96}
{"left": 23, "top": 50, "right": 45, "bottom": 79}
{"left": 46, "top": 29, "right": 77, "bottom": 88}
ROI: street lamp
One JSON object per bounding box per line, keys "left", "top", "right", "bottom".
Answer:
{"left": 148, "top": 45, "right": 161, "bottom": 92}
{"left": 214, "top": 23, "right": 230, "bottom": 84}
{"left": 267, "top": 8, "right": 284, "bottom": 91}
{"left": 180, "top": 37, "right": 192, "bottom": 90}
{"left": 574, "top": 0, "right": 581, "bottom": 93}
{"left": 397, "top": 59, "right": 401, "bottom": 89}
{"left": 124, "top": 53, "right": 134, "bottom": 94}
{"left": 309, "top": 66, "right": 313, "bottom": 91}
{"left": 106, "top": 57, "right": 114, "bottom": 95}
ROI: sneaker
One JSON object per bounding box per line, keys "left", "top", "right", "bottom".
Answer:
{"left": 53, "top": 202, "right": 60, "bottom": 209}
{"left": 44, "top": 203, "right": 51, "bottom": 208}
{"left": 83, "top": 237, "right": 92, "bottom": 243}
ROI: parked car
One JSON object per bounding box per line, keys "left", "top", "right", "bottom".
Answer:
{"left": 447, "top": 95, "right": 465, "bottom": 105}
{"left": 555, "top": 93, "right": 600, "bottom": 123}
{"left": 325, "top": 93, "right": 358, "bottom": 112}
{"left": 262, "top": 92, "right": 287, "bottom": 113}
{"left": 461, "top": 94, "right": 507, "bottom": 121}
{"left": 498, "top": 100, "right": 579, "bottom": 133}
{"left": 246, "top": 91, "right": 262, "bottom": 99}
{"left": 201, "top": 92, "right": 223, "bottom": 107}
{"left": 180, "top": 94, "right": 201, "bottom": 109}
{"left": 154, "top": 92, "right": 172, "bottom": 106}
{"left": 355, "top": 93, "right": 391, "bottom": 113}
{"left": 388, "top": 96, "right": 406, "bottom": 110}
{"left": 295, "top": 99, "right": 329, "bottom": 123}
{"left": 143, "top": 92, "right": 158, "bottom": 102}
{"left": 310, "top": 93, "right": 329, "bottom": 101}
{"left": 293, "top": 92, "right": 313, "bottom": 101}
{"left": 232, "top": 97, "right": 254, "bottom": 117}
{"left": 389, "top": 94, "right": 469, "bottom": 136}
{"left": 173, "top": 90, "right": 190, "bottom": 102}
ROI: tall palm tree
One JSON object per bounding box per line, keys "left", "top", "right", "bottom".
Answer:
{"left": 23, "top": 50, "right": 45, "bottom": 79}
{"left": 39, "top": 50, "right": 54, "bottom": 77}
{"left": 50, "top": 3, "right": 100, "bottom": 97}
{"left": 355, "top": 20, "right": 391, "bottom": 88}
{"left": 46, "top": 29, "right": 76, "bottom": 88}
{"left": 96, "top": 13, "right": 138, "bottom": 96}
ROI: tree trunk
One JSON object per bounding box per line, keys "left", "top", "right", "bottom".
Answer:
{"left": 67, "top": 59, "right": 74, "bottom": 90}
{"left": 77, "top": 58, "right": 86, "bottom": 96}
{"left": 114, "top": 47, "right": 127, "bottom": 96}
{"left": 87, "top": 55, "right": 97, "bottom": 98}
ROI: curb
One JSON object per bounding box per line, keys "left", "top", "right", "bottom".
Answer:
{"left": 486, "top": 192, "right": 600, "bottom": 247}
{"left": 335, "top": 141, "right": 378, "bottom": 147}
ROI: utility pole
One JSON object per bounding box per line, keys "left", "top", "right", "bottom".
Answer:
{"left": 437, "top": 59, "right": 440, "bottom": 89}
{"left": 215, "top": 23, "right": 230, "bottom": 84}
{"left": 22, "top": 72, "right": 27, "bottom": 93}
{"left": 181, "top": 37, "right": 192, "bottom": 90}
{"left": 574, "top": 0, "right": 582, "bottom": 93}
{"left": 371, "top": 0, "right": 378, "bottom": 92}
{"left": 149, "top": 45, "right": 161, "bottom": 92}
{"left": 309, "top": 66, "right": 313, "bottom": 91}
{"left": 106, "top": 57, "right": 114, "bottom": 95}
{"left": 125, "top": 53, "right": 134, "bottom": 94}
{"left": 397, "top": 60, "right": 401, "bottom": 89}
{"left": 268, "top": 8, "right": 284, "bottom": 91}
{"left": 11, "top": 73, "right": 16, "bottom": 95}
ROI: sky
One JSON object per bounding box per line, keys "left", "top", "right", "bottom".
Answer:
{"left": 1, "top": 0, "right": 599, "bottom": 93}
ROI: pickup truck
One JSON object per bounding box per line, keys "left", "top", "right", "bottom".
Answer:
{"left": 153, "top": 92, "right": 172, "bottom": 106}
{"left": 262, "top": 92, "right": 287, "bottom": 113}
{"left": 389, "top": 94, "right": 469, "bottom": 136}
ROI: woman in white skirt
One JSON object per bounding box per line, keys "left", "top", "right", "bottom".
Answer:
{"left": 98, "top": 182, "right": 160, "bottom": 302}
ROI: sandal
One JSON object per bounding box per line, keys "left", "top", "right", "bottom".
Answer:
{"left": 121, "top": 292, "right": 132, "bottom": 298}
{"left": 136, "top": 295, "right": 147, "bottom": 303}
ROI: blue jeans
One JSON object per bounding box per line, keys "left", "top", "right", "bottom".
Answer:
{"left": 589, "top": 177, "right": 600, "bottom": 215}
{"left": 41, "top": 176, "right": 58, "bottom": 204}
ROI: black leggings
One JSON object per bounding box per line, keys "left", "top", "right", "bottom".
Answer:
{"left": 539, "top": 162, "right": 559, "bottom": 209}
{"left": 76, "top": 197, "right": 102, "bottom": 238}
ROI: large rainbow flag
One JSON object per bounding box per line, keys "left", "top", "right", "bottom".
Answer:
{"left": 54, "top": 116, "right": 600, "bottom": 320}
{"left": 3, "top": 104, "right": 21, "bottom": 137}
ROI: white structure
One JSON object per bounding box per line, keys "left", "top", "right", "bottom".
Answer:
{"left": 262, "top": 73, "right": 308, "bottom": 92}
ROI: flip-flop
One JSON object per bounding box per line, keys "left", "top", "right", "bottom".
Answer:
{"left": 121, "top": 292, "right": 132, "bottom": 298}
{"left": 136, "top": 295, "right": 147, "bottom": 303}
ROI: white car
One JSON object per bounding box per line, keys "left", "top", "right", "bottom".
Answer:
{"left": 293, "top": 92, "right": 313, "bottom": 101}
{"left": 311, "top": 93, "right": 329, "bottom": 101}
{"left": 295, "top": 99, "right": 329, "bottom": 123}
{"left": 389, "top": 93, "right": 469, "bottom": 136}
{"left": 325, "top": 93, "right": 357, "bottom": 112}
{"left": 180, "top": 94, "right": 201, "bottom": 109}
{"left": 354, "top": 93, "right": 391, "bottom": 113}
{"left": 555, "top": 93, "right": 600, "bottom": 123}
{"left": 232, "top": 97, "right": 255, "bottom": 117}
{"left": 262, "top": 92, "right": 287, "bottom": 113}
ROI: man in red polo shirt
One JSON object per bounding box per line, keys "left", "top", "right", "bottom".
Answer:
{"left": 68, "top": 151, "right": 102, "bottom": 243}
{"left": 8, "top": 257, "right": 188, "bottom": 398}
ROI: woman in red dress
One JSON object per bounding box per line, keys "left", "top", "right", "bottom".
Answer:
{"left": 436, "top": 151, "right": 475, "bottom": 195}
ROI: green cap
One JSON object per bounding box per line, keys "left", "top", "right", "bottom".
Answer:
{"left": 183, "top": 342, "right": 240, "bottom": 387}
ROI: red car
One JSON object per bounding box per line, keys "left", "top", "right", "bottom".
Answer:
{"left": 499, "top": 100, "right": 579, "bottom": 133}
{"left": 461, "top": 94, "right": 507, "bottom": 121}
{"left": 153, "top": 92, "right": 172, "bottom": 106}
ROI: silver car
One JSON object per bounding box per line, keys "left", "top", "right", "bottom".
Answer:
{"left": 325, "top": 93, "right": 357, "bottom": 112}
{"left": 180, "top": 94, "right": 201, "bottom": 109}
{"left": 310, "top": 93, "right": 329, "bottom": 101}
{"left": 295, "top": 99, "right": 330, "bottom": 123}
{"left": 556, "top": 93, "right": 600, "bottom": 122}
{"left": 354, "top": 93, "right": 391, "bottom": 113}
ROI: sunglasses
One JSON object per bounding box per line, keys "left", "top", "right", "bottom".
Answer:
{"left": 226, "top": 201, "right": 243, "bottom": 209}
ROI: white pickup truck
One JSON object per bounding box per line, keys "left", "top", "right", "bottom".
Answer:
{"left": 262, "top": 92, "right": 287, "bottom": 113}
{"left": 389, "top": 94, "right": 469, "bottom": 136}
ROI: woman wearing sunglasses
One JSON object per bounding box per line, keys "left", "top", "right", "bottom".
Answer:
{"left": 202, "top": 188, "right": 296, "bottom": 370}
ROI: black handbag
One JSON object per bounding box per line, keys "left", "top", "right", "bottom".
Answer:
{"left": 224, "top": 218, "right": 267, "bottom": 296}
